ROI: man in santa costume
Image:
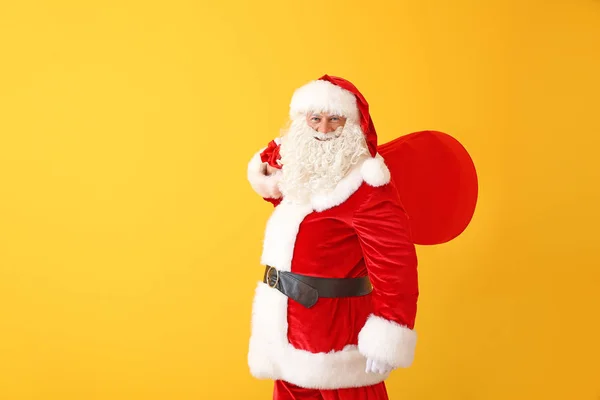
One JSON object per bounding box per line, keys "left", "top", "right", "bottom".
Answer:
{"left": 246, "top": 75, "right": 419, "bottom": 400}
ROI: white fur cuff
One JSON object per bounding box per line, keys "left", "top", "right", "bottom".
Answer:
{"left": 247, "top": 151, "right": 282, "bottom": 199}
{"left": 357, "top": 314, "right": 417, "bottom": 368}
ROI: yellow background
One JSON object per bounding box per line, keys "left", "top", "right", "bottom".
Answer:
{"left": 1, "top": 0, "right": 599, "bottom": 399}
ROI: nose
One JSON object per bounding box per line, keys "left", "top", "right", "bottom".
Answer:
{"left": 317, "top": 120, "right": 333, "bottom": 133}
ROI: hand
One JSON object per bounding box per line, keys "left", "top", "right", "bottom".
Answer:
{"left": 258, "top": 162, "right": 282, "bottom": 198}
{"left": 260, "top": 162, "right": 280, "bottom": 176}
{"left": 265, "top": 164, "right": 280, "bottom": 176}
{"left": 365, "top": 358, "right": 393, "bottom": 375}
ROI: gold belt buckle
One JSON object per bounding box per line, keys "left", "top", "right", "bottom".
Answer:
{"left": 266, "top": 266, "right": 279, "bottom": 288}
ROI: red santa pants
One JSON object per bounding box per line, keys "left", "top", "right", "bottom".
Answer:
{"left": 274, "top": 380, "right": 388, "bottom": 400}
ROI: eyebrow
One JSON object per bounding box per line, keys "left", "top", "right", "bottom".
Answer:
{"left": 309, "top": 113, "right": 343, "bottom": 119}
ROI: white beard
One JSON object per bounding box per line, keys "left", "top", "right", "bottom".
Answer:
{"left": 278, "top": 118, "right": 370, "bottom": 204}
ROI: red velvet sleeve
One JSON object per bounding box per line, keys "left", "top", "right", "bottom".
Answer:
{"left": 352, "top": 183, "right": 419, "bottom": 368}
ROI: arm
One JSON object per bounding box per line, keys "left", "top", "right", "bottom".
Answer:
{"left": 352, "top": 184, "right": 419, "bottom": 369}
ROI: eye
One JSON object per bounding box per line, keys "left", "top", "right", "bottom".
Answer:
{"left": 310, "top": 117, "right": 321, "bottom": 122}
{"left": 330, "top": 116, "right": 340, "bottom": 122}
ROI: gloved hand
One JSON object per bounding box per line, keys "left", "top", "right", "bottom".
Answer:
{"left": 365, "top": 358, "right": 393, "bottom": 375}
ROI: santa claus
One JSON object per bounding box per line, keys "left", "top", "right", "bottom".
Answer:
{"left": 246, "top": 75, "right": 419, "bottom": 400}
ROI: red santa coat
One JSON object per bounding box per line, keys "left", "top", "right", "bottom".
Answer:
{"left": 247, "top": 147, "right": 419, "bottom": 390}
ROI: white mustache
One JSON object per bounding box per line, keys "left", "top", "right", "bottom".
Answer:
{"left": 312, "top": 128, "right": 343, "bottom": 141}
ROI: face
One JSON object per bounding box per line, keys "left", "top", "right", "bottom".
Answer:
{"left": 306, "top": 112, "right": 347, "bottom": 135}
{"left": 278, "top": 116, "right": 370, "bottom": 202}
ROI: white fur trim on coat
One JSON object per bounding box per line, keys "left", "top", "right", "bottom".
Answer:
{"left": 248, "top": 282, "right": 390, "bottom": 389}
{"left": 248, "top": 155, "right": 396, "bottom": 389}
{"left": 310, "top": 165, "right": 363, "bottom": 212}
{"left": 247, "top": 149, "right": 282, "bottom": 200}
{"left": 357, "top": 314, "right": 417, "bottom": 368}
{"left": 289, "top": 79, "right": 360, "bottom": 122}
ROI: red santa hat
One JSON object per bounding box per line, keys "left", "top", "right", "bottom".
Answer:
{"left": 289, "top": 74, "right": 378, "bottom": 158}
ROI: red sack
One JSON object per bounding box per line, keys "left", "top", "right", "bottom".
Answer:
{"left": 378, "top": 131, "right": 478, "bottom": 245}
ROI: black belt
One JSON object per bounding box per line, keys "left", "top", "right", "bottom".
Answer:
{"left": 263, "top": 265, "right": 372, "bottom": 308}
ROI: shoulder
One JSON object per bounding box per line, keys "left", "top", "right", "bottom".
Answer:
{"left": 353, "top": 155, "right": 406, "bottom": 215}
{"left": 358, "top": 154, "right": 400, "bottom": 204}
